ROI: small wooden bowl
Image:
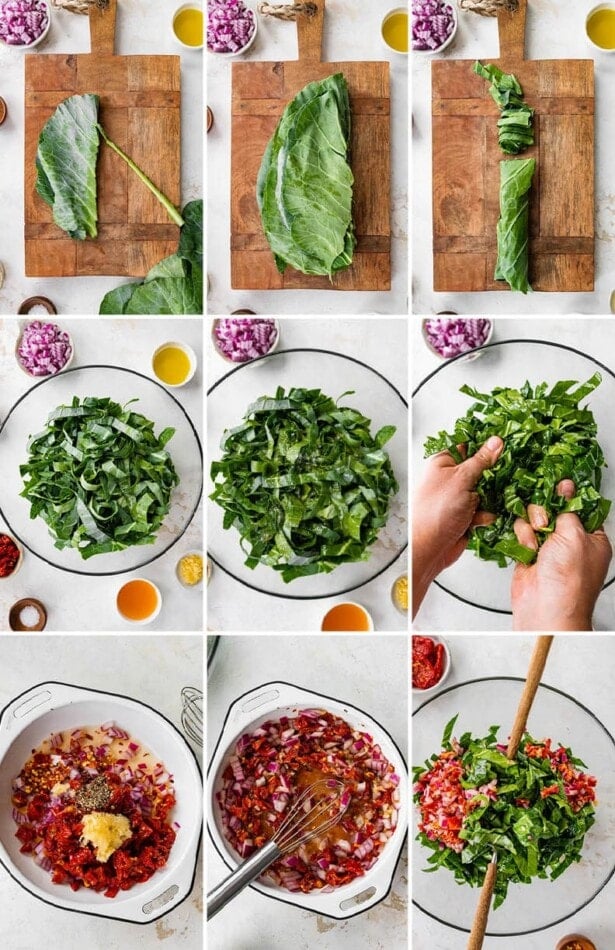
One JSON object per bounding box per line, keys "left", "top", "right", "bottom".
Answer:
{"left": 556, "top": 936, "right": 596, "bottom": 950}
{"left": 0, "top": 97, "right": 7, "bottom": 126}
{"left": 9, "top": 598, "right": 47, "bottom": 631}
{"left": 207, "top": 106, "right": 214, "bottom": 132}
{"left": 18, "top": 296, "right": 57, "bottom": 315}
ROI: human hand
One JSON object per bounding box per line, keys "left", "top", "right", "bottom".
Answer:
{"left": 511, "top": 482, "right": 612, "bottom": 631}
{"left": 412, "top": 435, "right": 504, "bottom": 617}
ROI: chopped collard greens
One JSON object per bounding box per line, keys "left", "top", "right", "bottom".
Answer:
{"left": 413, "top": 714, "right": 597, "bottom": 910}
{"left": 20, "top": 397, "right": 179, "bottom": 559}
{"left": 473, "top": 61, "right": 535, "bottom": 155}
{"left": 424, "top": 374, "right": 611, "bottom": 566}
{"left": 210, "top": 387, "right": 398, "bottom": 582}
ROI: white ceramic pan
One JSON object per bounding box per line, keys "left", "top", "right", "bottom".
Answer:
{"left": 208, "top": 680, "right": 408, "bottom": 919}
{"left": 0, "top": 681, "right": 202, "bottom": 924}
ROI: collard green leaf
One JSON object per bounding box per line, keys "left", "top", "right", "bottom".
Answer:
{"left": 20, "top": 396, "right": 179, "bottom": 559}
{"left": 99, "top": 200, "right": 203, "bottom": 314}
{"left": 424, "top": 373, "right": 611, "bottom": 566}
{"left": 495, "top": 158, "right": 535, "bottom": 293}
{"left": 257, "top": 74, "right": 355, "bottom": 277}
{"left": 210, "top": 387, "right": 397, "bottom": 582}
{"left": 35, "top": 94, "right": 101, "bottom": 240}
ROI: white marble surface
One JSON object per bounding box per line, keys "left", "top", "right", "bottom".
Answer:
{"left": 206, "top": 317, "right": 408, "bottom": 632}
{"left": 207, "top": 634, "right": 408, "bottom": 949}
{"left": 412, "top": 316, "right": 615, "bottom": 632}
{"left": 206, "top": 0, "right": 408, "bottom": 315}
{"left": 0, "top": 0, "right": 202, "bottom": 316}
{"left": 412, "top": 633, "right": 615, "bottom": 950}
{"left": 0, "top": 634, "right": 203, "bottom": 950}
{"left": 412, "top": 0, "right": 615, "bottom": 315}
{"left": 0, "top": 317, "right": 203, "bottom": 632}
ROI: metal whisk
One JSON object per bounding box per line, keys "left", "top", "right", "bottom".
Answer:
{"left": 181, "top": 686, "right": 203, "bottom": 747}
{"left": 207, "top": 779, "right": 349, "bottom": 919}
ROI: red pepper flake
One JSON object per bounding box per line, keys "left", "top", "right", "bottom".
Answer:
{"left": 0, "top": 534, "right": 20, "bottom": 578}
{"left": 412, "top": 636, "right": 446, "bottom": 689}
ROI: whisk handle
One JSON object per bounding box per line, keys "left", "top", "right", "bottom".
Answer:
{"left": 207, "top": 840, "right": 282, "bottom": 919}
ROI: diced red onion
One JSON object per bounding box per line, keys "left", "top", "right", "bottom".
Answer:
{"left": 0, "top": 0, "right": 49, "bottom": 46}
{"left": 214, "top": 318, "right": 278, "bottom": 363}
{"left": 412, "top": 0, "right": 455, "bottom": 52}
{"left": 207, "top": 0, "right": 255, "bottom": 54}
{"left": 16, "top": 320, "right": 71, "bottom": 376}
{"left": 424, "top": 318, "right": 492, "bottom": 358}
{"left": 12, "top": 806, "right": 27, "bottom": 825}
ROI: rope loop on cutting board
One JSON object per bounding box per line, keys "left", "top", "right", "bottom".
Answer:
{"left": 50, "top": 0, "right": 108, "bottom": 13}
{"left": 459, "top": 0, "right": 518, "bottom": 15}
{"left": 257, "top": 1, "right": 317, "bottom": 20}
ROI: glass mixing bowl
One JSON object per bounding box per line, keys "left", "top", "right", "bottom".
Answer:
{"left": 0, "top": 366, "right": 203, "bottom": 575}
{"left": 207, "top": 348, "right": 408, "bottom": 599}
{"left": 413, "top": 339, "right": 615, "bottom": 614}
{"left": 412, "top": 677, "right": 615, "bottom": 936}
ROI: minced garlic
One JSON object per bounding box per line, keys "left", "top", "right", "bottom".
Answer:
{"left": 178, "top": 553, "right": 203, "bottom": 586}
{"left": 81, "top": 811, "right": 132, "bottom": 863}
{"left": 393, "top": 575, "right": 408, "bottom": 612}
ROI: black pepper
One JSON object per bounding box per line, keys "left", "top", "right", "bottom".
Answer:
{"left": 76, "top": 776, "right": 111, "bottom": 812}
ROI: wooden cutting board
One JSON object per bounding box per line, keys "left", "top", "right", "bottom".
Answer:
{"left": 24, "top": 0, "right": 181, "bottom": 278}
{"left": 231, "top": 0, "right": 390, "bottom": 291}
{"left": 432, "top": 0, "right": 594, "bottom": 293}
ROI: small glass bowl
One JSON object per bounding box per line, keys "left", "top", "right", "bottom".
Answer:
{"left": 0, "top": 532, "right": 23, "bottom": 580}
{"left": 151, "top": 340, "right": 197, "bottom": 388}
{"left": 585, "top": 3, "right": 615, "bottom": 54}
{"left": 211, "top": 318, "right": 280, "bottom": 364}
{"left": 320, "top": 601, "right": 374, "bottom": 632}
{"left": 207, "top": 2, "right": 258, "bottom": 57}
{"left": 116, "top": 579, "right": 162, "bottom": 625}
{"left": 15, "top": 324, "right": 74, "bottom": 378}
{"left": 172, "top": 3, "right": 203, "bottom": 51}
{"left": 391, "top": 572, "right": 408, "bottom": 616}
{"left": 176, "top": 550, "right": 204, "bottom": 589}
{"left": 412, "top": 1, "right": 458, "bottom": 56}
{"left": 0, "top": 0, "right": 51, "bottom": 49}
{"left": 421, "top": 317, "right": 493, "bottom": 362}
{"left": 411, "top": 635, "right": 451, "bottom": 695}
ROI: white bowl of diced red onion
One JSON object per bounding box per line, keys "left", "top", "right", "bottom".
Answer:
{"left": 15, "top": 321, "right": 74, "bottom": 378}
{"left": 208, "top": 681, "right": 408, "bottom": 919}
{"left": 412, "top": 0, "right": 457, "bottom": 54}
{"left": 422, "top": 317, "right": 493, "bottom": 361}
{"left": 207, "top": 0, "right": 257, "bottom": 56}
{"left": 0, "top": 0, "right": 50, "bottom": 48}
{"left": 212, "top": 317, "right": 280, "bottom": 364}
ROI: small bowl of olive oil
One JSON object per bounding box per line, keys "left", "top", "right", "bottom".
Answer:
{"left": 172, "top": 3, "right": 203, "bottom": 50}
{"left": 152, "top": 341, "right": 197, "bottom": 388}
{"left": 586, "top": 3, "right": 615, "bottom": 52}
{"left": 381, "top": 7, "right": 408, "bottom": 55}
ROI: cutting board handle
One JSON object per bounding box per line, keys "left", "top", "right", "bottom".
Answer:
{"left": 90, "top": 0, "right": 117, "bottom": 56}
{"left": 297, "top": 0, "right": 324, "bottom": 62}
{"left": 498, "top": 0, "right": 526, "bottom": 62}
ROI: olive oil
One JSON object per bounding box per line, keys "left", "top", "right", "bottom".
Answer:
{"left": 382, "top": 11, "right": 408, "bottom": 54}
{"left": 173, "top": 7, "right": 203, "bottom": 48}
{"left": 587, "top": 8, "right": 615, "bottom": 50}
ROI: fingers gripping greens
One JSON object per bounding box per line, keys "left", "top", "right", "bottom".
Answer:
{"left": 424, "top": 374, "right": 611, "bottom": 566}
{"left": 257, "top": 74, "right": 355, "bottom": 277}
{"left": 20, "top": 397, "right": 179, "bottom": 559}
{"left": 210, "top": 387, "right": 397, "bottom": 582}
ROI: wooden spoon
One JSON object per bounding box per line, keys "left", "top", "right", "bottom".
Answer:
{"left": 466, "top": 635, "right": 554, "bottom": 950}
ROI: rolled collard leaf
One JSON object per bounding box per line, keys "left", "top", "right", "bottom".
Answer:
{"left": 495, "top": 157, "right": 536, "bottom": 294}
{"left": 256, "top": 74, "right": 355, "bottom": 277}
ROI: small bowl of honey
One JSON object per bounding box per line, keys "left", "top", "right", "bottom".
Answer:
{"left": 321, "top": 601, "right": 374, "bottom": 632}
{"left": 116, "top": 578, "right": 162, "bottom": 625}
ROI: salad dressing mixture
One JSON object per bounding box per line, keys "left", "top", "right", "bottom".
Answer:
{"left": 12, "top": 724, "right": 176, "bottom": 897}
{"left": 117, "top": 579, "right": 160, "bottom": 622}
